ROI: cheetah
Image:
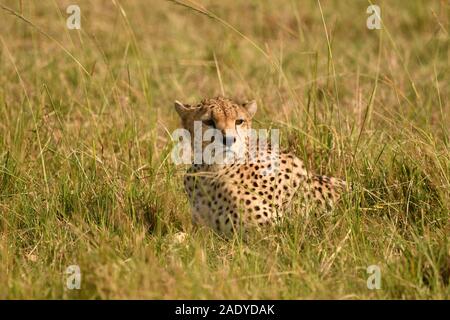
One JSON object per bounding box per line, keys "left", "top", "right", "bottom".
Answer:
{"left": 174, "top": 96, "right": 347, "bottom": 235}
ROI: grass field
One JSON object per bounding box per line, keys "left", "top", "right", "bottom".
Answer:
{"left": 0, "top": 0, "right": 449, "bottom": 299}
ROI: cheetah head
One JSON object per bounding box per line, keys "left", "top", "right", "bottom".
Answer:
{"left": 174, "top": 96, "right": 257, "bottom": 164}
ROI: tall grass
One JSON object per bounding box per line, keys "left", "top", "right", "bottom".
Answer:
{"left": 0, "top": 0, "right": 448, "bottom": 299}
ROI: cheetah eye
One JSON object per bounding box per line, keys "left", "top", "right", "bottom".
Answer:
{"left": 203, "top": 119, "right": 215, "bottom": 128}
{"left": 235, "top": 119, "right": 244, "bottom": 125}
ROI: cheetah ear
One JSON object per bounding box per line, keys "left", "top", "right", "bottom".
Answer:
{"left": 174, "top": 100, "right": 191, "bottom": 120}
{"left": 242, "top": 100, "right": 257, "bottom": 118}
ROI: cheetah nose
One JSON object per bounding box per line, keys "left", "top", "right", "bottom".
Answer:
{"left": 223, "top": 135, "right": 236, "bottom": 147}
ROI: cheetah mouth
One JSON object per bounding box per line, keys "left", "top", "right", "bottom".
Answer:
{"left": 208, "top": 145, "right": 247, "bottom": 165}
{"left": 216, "top": 148, "right": 239, "bottom": 163}
{"left": 225, "top": 147, "right": 245, "bottom": 157}
{"left": 222, "top": 148, "right": 236, "bottom": 158}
